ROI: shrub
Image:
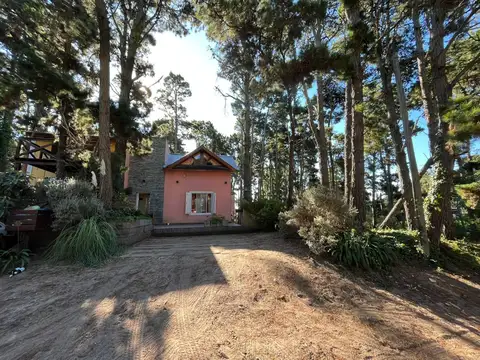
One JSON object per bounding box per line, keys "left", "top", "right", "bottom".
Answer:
{"left": 206, "top": 213, "right": 225, "bottom": 225}
{"left": 454, "top": 217, "right": 480, "bottom": 242}
{"left": 41, "top": 178, "right": 95, "bottom": 205}
{"left": 47, "top": 216, "right": 120, "bottom": 266}
{"left": 439, "top": 239, "right": 480, "bottom": 272}
{"left": 40, "top": 178, "right": 104, "bottom": 230}
{"left": 51, "top": 196, "right": 105, "bottom": 231}
{"left": 373, "top": 228, "right": 423, "bottom": 259}
{"left": 106, "top": 192, "right": 145, "bottom": 221}
{"left": 281, "top": 185, "right": 356, "bottom": 249}
{"left": 0, "top": 248, "right": 31, "bottom": 274}
{"left": 0, "top": 171, "right": 35, "bottom": 221}
{"left": 278, "top": 212, "right": 302, "bottom": 240}
{"left": 241, "top": 199, "right": 286, "bottom": 230}
{"left": 328, "top": 231, "right": 397, "bottom": 270}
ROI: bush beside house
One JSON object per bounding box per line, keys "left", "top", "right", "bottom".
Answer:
{"left": 241, "top": 199, "right": 286, "bottom": 231}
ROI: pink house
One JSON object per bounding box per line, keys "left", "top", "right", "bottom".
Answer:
{"left": 163, "top": 146, "right": 237, "bottom": 223}
{"left": 124, "top": 138, "right": 238, "bottom": 224}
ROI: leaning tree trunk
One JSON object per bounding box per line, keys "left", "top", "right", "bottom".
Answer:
{"left": 376, "top": 42, "right": 416, "bottom": 229}
{"left": 391, "top": 45, "right": 430, "bottom": 256}
{"left": 377, "top": 44, "right": 417, "bottom": 229}
{"left": 380, "top": 157, "right": 433, "bottom": 228}
{"left": 345, "top": 4, "right": 365, "bottom": 230}
{"left": 96, "top": 0, "right": 113, "bottom": 208}
{"left": 344, "top": 80, "right": 353, "bottom": 204}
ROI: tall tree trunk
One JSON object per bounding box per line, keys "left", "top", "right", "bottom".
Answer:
{"left": 382, "top": 149, "right": 394, "bottom": 209}
{"left": 302, "top": 80, "right": 329, "bottom": 187}
{"left": 242, "top": 76, "right": 252, "bottom": 202}
{"left": 287, "top": 88, "right": 296, "bottom": 207}
{"left": 391, "top": 45, "right": 430, "bottom": 256}
{"left": 258, "top": 119, "right": 268, "bottom": 199}
{"left": 376, "top": 46, "right": 416, "bottom": 229}
{"left": 371, "top": 153, "right": 377, "bottom": 227}
{"left": 56, "top": 39, "right": 72, "bottom": 179}
{"left": 96, "top": 0, "right": 113, "bottom": 208}
{"left": 0, "top": 111, "right": 13, "bottom": 172}
{"left": 412, "top": 1, "right": 437, "bottom": 155}
{"left": 344, "top": 80, "right": 353, "bottom": 204}
{"left": 328, "top": 136, "right": 335, "bottom": 188}
{"left": 315, "top": 74, "right": 330, "bottom": 188}
{"left": 345, "top": 4, "right": 365, "bottom": 229}
{"left": 426, "top": 3, "right": 454, "bottom": 251}
{"left": 114, "top": 56, "right": 134, "bottom": 191}
{"left": 173, "top": 91, "right": 179, "bottom": 152}
{"left": 115, "top": 7, "right": 142, "bottom": 190}
{"left": 313, "top": 29, "right": 330, "bottom": 188}
{"left": 56, "top": 117, "right": 67, "bottom": 179}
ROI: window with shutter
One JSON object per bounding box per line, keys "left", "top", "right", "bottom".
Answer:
{"left": 185, "top": 192, "right": 216, "bottom": 215}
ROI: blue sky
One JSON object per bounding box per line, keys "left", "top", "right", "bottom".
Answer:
{"left": 149, "top": 30, "right": 476, "bottom": 166}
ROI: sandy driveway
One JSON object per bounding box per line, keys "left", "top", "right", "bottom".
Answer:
{"left": 0, "top": 233, "right": 479, "bottom": 359}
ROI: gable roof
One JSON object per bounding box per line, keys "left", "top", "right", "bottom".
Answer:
{"left": 164, "top": 146, "right": 238, "bottom": 171}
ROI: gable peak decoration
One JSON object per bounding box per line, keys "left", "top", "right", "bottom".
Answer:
{"left": 164, "top": 146, "right": 236, "bottom": 171}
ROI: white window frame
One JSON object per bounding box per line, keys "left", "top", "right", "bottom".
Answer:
{"left": 185, "top": 191, "right": 216, "bottom": 215}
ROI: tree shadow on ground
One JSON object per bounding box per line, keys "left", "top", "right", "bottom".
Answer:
{"left": 2, "top": 233, "right": 478, "bottom": 359}
{"left": 270, "top": 248, "right": 480, "bottom": 359}
{"left": 0, "top": 237, "right": 230, "bottom": 360}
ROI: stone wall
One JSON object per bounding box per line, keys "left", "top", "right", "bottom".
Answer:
{"left": 127, "top": 137, "right": 166, "bottom": 224}
{"left": 114, "top": 219, "right": 153, "bottom": 246}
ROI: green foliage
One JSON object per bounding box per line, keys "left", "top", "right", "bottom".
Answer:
{"left": 278, "top": 212, "right": 302, "bottom": 239}
{"left": 242, "top": 199, "right": 286, "bottom": 230}
{"left": 47, "top": 217, "right": 120, "bottom": 267}
{"left": 41, "top": 178, "right": 104, "bottom": 231}
{"left": 454, "top": 217, "right": 480, "bottom": 241}
{"left": 0, "top": 248, "right": 31, "bottom": 274}
{"left": 106, "top": 192, "right": 150, "bottom": 221}
{"left": 372, "top": 228, "right": 423, "bottom": 259}
{"left": 439, "top": 239, "right": 480, "bottom": 272}
{"left": 208, "top": 213, "right": 225, "bottom": 225}
{"left": 281, "top": 186, "right": 356, "bottom": 250}
{"left": 50, "top": 196, "right": 104, "bottom": 231}
{"left": 328, "top": 231, "right": 397, "bottom": 270}
{"left": 456, "top": 181, "right": 480, "bottom": 210}
{"left": 0, "top": 171, "right": 35, "bottom": 220}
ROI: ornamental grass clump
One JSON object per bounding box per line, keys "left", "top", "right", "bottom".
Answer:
{"left": 328, "top": 231, "right": 397, "bottom": 270}
{"left": 47, "top": 216, "right": 120, "bottom": 266}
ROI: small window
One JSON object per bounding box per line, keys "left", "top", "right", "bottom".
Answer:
{"left": 186, "top": 192, "right": 216, "bottom": 215}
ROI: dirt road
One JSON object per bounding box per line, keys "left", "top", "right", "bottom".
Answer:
{"left": 0, "top": 233, "right": 479, "bottom": 359}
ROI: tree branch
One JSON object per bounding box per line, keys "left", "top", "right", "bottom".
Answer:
{"left": 449, "top": 51, "right": 480, "bottom": 90}
{"left": 443, "top": 3, "right": 480, "bottom": 55}
{"left": 215, "top": 86, "right": 243, "bottom": 104}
